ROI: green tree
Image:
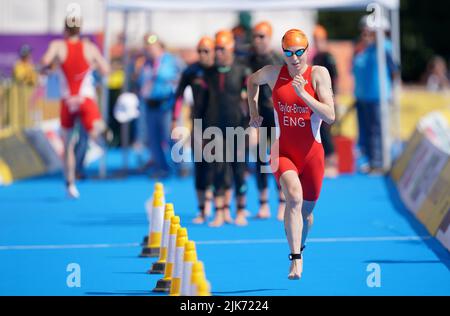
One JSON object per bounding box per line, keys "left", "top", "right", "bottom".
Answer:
{"left": 400, "top": 0, "right": 450, "bottom": 82}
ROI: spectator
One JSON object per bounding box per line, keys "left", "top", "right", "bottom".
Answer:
{"left": 205, "top": 30, "right": 252, "bottom": 227}
{"left": 232, "top": 11, "right": 253, "bottom": 58}
{"left": 13, "top": 44, "right": 37, "bottom": 86}
{"left": 423, "top": 56, "right": 450, "bottom": 92}
{"left": 171, "top": 36, "right": 216, "bottom": 223}
{"left": 110, "top": 32, "right": 125, "bottom": 60}
{"left": 137, "top": 33, "right": 183, "bottom": 178}
{"left": 107, "top": 58, "right": 125, "bottom": 147}
{"left": 352, "top": 15, "right": 398, "bottom": 174}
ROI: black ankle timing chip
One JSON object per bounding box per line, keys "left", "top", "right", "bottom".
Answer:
{"left": 289, "top": 245, "right": 306, "bottom": 260}
{"left": 288, "top": 253, "right": 301, "bottom": 260}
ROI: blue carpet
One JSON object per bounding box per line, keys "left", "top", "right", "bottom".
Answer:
{"left": 0, "top": 150, "right": 449, "bottom": 295}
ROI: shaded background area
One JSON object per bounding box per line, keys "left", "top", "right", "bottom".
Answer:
{"left": 318, "top": 0, "right": 450, "bottom": 82}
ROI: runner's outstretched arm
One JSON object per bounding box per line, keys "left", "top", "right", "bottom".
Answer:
{"left": 89, "top": 42, "right": 110, "bottom": 76}
{"left": 247, "top": 65, "right": 275, "bottom": 128}
{"left": 41, "top": 41, "right": 60, "bottom": 68}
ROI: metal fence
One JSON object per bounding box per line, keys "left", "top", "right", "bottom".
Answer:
{"left": 0, "top": 78, "right": 60, "bottom": 137}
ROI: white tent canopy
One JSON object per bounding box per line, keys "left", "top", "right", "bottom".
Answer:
{"left": 106, "top": 0, "right": 399, "bottom": 11}
{"left": 104, "top": 0, "right": 400, "bottom": 64}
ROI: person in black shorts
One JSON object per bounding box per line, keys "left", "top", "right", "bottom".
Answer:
{"left": 172, "top": 36, "right": 216, "bottom": 224}
{"left": 204, "top": 30, "right": 252, "bottom": 227}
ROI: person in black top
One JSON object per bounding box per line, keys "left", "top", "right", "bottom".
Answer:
{"left": 243, "top": 21, "right": 286, "bottom": 221}
{"left": 205, "top": 30, "right": 252, "bottom": 227}
{"left": 172, "top": 37, "right": 215, "bottom": 224}
{"left": 312, "top": 25, "right": 339, "bottom": 178}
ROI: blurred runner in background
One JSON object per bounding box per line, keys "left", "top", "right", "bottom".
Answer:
{"left": 40, "top": 19, "right": 110, "bottom": 198}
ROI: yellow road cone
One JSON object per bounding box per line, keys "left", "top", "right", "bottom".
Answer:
{"left": 153, "top": 223, "right": 185, "bottom": 292}
{"left": 180, "top": 241, "right": 198, "bottom": 296}
{"left": 190, "top": 261, "right": 206, "bottom": 296}
{"left": 149, "top": 203, "right": 174, "bottom": 274}
{"left": 169, "top": 229, "right": 190, "bottom": 296}
{"left": 197, "top": 279, "right": 212, "bottom": 296}
{"left": 142, "top": 183, "right": 164, "bottom": 245}
{"left": 140, "top": 190, "right": 165, "bottom": 257}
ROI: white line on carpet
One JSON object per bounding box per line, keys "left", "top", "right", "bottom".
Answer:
{"left": 0, "top": 236, "right": 431, "bottom": 251}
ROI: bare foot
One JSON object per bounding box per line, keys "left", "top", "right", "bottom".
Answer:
{"left": 277, "top": 202, "right": 285, "bottom": 221}
{"left": 235, "top": 212, "right": 248, "bottom": 226}
{"left": 192, "top": 215, "right": 206, "bottom": 224}
{"left": 255, "top": 203, "right": 271, "bottom": 219}
{"left": 223, "top": 208, "right": 234, "bottom": 224}
{"left": 66, "top": 184, "right": 80, "bottom": 199}
{"left": 288, "top": 258, "right": 303, "bottom": 280}
{"left": 324, "top": 166, "right": 339, "bottom": 178}
{"left": 209, "top": 212, "right": 225, "bottom": 227}
{"left": 204, "top": 200, "right": 212, "bottom": 217}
